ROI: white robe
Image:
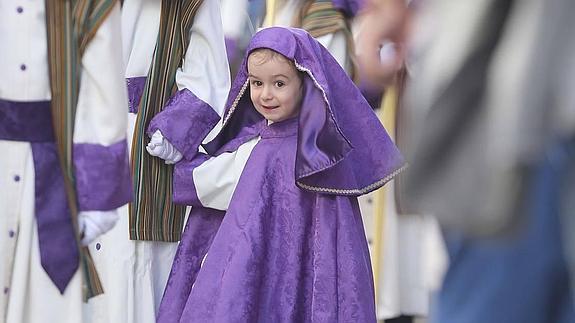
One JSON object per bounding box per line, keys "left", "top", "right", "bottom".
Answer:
{"left": 221, "top": 0, "right": 251, "bottom": 41}
{"left": 360, "top": 185, "right": 447, "bottom": 320}
{"left": 83, "top": 1, "right": 230, "bottom": 323}
{"left": 0, "top": 2, "right": 128, "bottom": 323}
{"left": 357, "top": 105, "right": 447, "bottom": 320}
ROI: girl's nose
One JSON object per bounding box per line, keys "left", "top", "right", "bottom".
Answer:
{"left": 261, "top": 86, "right": 273, "bottom": 101}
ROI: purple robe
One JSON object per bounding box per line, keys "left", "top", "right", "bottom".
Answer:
{"left": 155, "top": 27, "right": 405, "bottom": 322}
{"left": 159, "top": 119, "right": 375, "bottom": 322}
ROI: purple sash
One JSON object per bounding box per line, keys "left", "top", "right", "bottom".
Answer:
{"left": 0, "top": 99, "right": 78, "bottom": 293}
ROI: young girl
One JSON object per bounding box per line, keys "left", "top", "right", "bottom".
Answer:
{"left": 149, "top": 27, "right": 406, "bottom": 322}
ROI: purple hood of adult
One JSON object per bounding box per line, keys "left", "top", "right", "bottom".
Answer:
{"left": 204, "top": 26, "right": 405, "bottom": 196}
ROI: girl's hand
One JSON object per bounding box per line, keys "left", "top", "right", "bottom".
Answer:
{"left": 146, "top": 130, "right": 183, "bottom": 164}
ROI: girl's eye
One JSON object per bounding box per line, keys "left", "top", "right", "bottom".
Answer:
{"left": 251, "top": 80, "right": 262, "bottom": 86}
{"left": 275, "top": 81, "right": 285, "bottom": 88}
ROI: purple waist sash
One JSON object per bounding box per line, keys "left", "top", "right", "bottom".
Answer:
{"left": 0, "top": 98, "right": 79, "bottom": 293}
{"left": 0, "top": 99, "right": 55, "bottom": 141}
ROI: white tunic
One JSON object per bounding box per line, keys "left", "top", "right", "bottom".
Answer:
{"left": 0, "top": 1, "right": 128, "bottom": 323}
{"left": 84, "top": 2, "right": 231, "bottom": 323}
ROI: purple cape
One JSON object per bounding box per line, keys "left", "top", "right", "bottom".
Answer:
{"left": 157, "top": 27, "right": 404, "bottom": 322}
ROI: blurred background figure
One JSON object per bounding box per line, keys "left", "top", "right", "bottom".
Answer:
{"left": 357, "top": 70, "right": 446, "bottom": 323}
{"left": 358, "top": 0, "right": 575, "bottom": 322}
{"left": 221, "top": 0, "right": 261, "bottom": 75}
{"left": 355, "top": 1, "right": 446, "bottom": 323}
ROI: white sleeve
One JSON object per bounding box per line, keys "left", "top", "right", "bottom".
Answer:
{"left": 121, "top": 0, "right": 161, "bottom": 78}
{"left": 71, "top": 4, "right": 132, "bottom": 211}
{"left": 193, "top": 137, "right": 260, "bottom": 211}
{"left": 74, "top": 3, "right": 128, "bottom": 146}
{"left": 221, "top": 0, "right": 250, "bottom": 39}
{"left": 176, "top": 0, "right": 231, "bottom": 118}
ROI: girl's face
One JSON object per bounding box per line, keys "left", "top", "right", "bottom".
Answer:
{"left": 247, "top": 50, "right": 302, "bottom": 123}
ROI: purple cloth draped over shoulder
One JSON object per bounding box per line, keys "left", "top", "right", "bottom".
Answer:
{"left": 0, "top": 98, "right": 131, "bottom": 293}
{"left": 157, "top": 27, "right": 404, "bottom": 322}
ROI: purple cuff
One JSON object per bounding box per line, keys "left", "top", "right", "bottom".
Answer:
{"left": 147, "top": 88, "right": 221, "bottom": 160}
{"left": 74, "top": 140, "right": 132, "bottom": 211}
{"left": 126, "top": 77, "right": 147, "bottom": 114}
{"left": 172, "top": 154, "right": 210, "bottom": 206}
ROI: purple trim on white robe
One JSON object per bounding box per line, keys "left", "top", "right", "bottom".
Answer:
{"left": 74, "top": 140, "right": 132, "bottom": 211}
{"left": 147, "top": 88, "right": 221, "bottom": 160}
{"left": 126, "top": 76, "right": 147, "bottom": 114}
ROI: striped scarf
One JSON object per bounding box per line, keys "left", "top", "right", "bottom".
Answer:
{"left": 130, "top": 0, "right": 203, "bottom": 242}
{"left": 295, "top": 0, "right": 359, "bottom": 82}
{"left": 45, "top": 0, "right": 117, "bottom": 301}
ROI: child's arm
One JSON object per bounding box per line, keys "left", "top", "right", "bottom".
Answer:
{"left": 146, "top": 89, "right": 221, "bottom": 162}
{"left": 146, "top": 0, "right": 230, "bottom": 161}
{"left": 173, "top": 137, "right": 260, "bottom": 210}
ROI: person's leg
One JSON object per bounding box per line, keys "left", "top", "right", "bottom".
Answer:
{"left": 432, "top": 140, "right": 575, "bottom": 323}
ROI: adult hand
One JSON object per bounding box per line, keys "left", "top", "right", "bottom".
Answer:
{"left": 78, "top": 209, "right": 119, "bottom": 246}
{"left": 356, "top": 0, "right": 410, "bottom": 89}
{"left": 146, "top": 130, "right": 183, "bottom": 164}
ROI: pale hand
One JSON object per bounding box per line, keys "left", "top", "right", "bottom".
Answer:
{"left": 78, "top": 209, "right": 119, "bottom": 246}
{"left": 146, "top": 130, "right": 183, "bottom": 164}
